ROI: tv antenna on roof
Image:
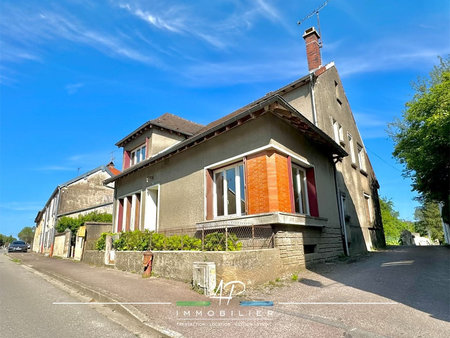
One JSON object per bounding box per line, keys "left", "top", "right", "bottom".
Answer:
{"left": 297, "top": 0, "right": 329, "bottom": 48}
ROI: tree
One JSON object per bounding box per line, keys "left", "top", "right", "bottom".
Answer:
{"left": 0, "top": 234, "right": 17, "bottom": 246}
{"left": 56, "top": 212, "right": 112, "bottom": 243}
{"left": 380, "top": 197, "right": 414, "bottom": 245}
{"left": 18, "top": 226, "right": 35, "bottom": 244}
{"left": 390, "top": 56, "right": 450, "bottom": 223}
{"left": 415, "top": 200, "right": 444, "bottom": 243}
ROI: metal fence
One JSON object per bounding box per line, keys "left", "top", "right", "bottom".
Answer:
{"left": 157, "top": 224, "right": 274, "bottom": 251}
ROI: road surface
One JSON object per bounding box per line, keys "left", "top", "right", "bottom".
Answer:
{"left": 0, "top": 251, "right": 136, "bottom": 338}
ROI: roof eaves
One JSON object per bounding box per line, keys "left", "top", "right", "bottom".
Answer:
{"left": 105, "top": 94, "right": 346, "bottom": 184}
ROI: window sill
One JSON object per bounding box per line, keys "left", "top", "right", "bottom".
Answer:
{"left": 351, "top": 163, "right": 358, "bottom": 169}
{"left": 360, "top": 169, "right": 368, "bottom": 177}
{"left": 198, "top": 212, "right": 328, "bottom": 230}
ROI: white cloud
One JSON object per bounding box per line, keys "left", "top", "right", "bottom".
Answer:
{"left": 65, "top": 82, "right": 84, "bottom": 95}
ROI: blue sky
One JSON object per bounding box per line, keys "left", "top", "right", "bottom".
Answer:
{"left": 1, "top": 0, "right": 449, "bottom": 237}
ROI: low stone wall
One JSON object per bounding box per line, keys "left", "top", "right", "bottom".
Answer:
{"left": 115, "top": 251, "right": 144, "bottom": 273}
{"left": 83, "top": 250, "right": 105, "bottom": 266}
{"left": 82, "top": 248, "right": 287, "bottom": 286}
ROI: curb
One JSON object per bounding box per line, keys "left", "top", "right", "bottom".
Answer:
{"left": 16, "top": 258, "right": 182, "bottom": 338}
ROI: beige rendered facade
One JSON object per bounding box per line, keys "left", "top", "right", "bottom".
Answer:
{"left": 107, "top": 27, "right": 385, "bottom": 264}
{"left": 33, "top": 163, "right": 119, "bottom": 255}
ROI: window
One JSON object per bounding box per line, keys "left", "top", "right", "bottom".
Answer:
{"left": 332, "top": 119, "right": 339, "bottom": 143}
{"left": 291, "top": 164, "right": 309, "bottom": 215}
{"left": 116, "top": 192, "right": 141, "bottom": 232}
{"left": 364, "top": 193, "right": 373, "bottom": 224}
{"left": 348, "top": 133, "right": 356, "bottom": 164}
{"left": 332, "top": 119, "right": 344, "bottom": 144}
{"left": 214, "top": 163, "right": 245, "bottom": 217}
{"left": 131, "top": 144, "right": 146, "bottom": 166}
{"left": 357, "top": 144, "right": 366, "bottom": 171}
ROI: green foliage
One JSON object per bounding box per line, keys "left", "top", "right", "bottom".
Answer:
{"left": 18, "top": 226, "right": 35, "bottom": 244}
{"left": 95, "top": 232, "right": 116, "bottom": 250}
{"left": 111, "top": 231, "right": 202, "bottom": 251}
{"left": 102, "top": 230, "right": 240, "bottom": 252}
{"left": 381, "top": 197, "right": 414, "bottom": 245}
{"left": 113, "top": 230, "right": 153, "bottom": 251}
{"left": 291, "top": 274, "right": 298, "bottom": 281}
{"left": 203, "top": 232, "right": 242, "bottom": 251}
{"left": 390, "top": 56, "right": 450, "bottom": 223}
{"left": 414, "top": 200, "right": 444, "bottom": 243}
{"left": 56, "top": 212, "right": 112, "bottom": 237}
{"left": 0, "top": 234, "right": 17, "bottom": 246}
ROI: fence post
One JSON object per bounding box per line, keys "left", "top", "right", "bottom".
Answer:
{"left": 202, "top": 227, "right": 204, "bottom": 251}
{"left": 225, "top": 226, "right": 228, "bottom": 251}
{"left": 252, "top": 225, "right": 255, "bottom": 249}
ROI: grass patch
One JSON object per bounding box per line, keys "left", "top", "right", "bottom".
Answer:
{"left": 291, "top": 274, "right": 298, "bottom": 282}
{"left": 11, "top": 258, "right": 21, "bottom": 264}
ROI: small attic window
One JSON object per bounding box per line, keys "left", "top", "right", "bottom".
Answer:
{"left": 335, "top": 80, "right": 342, "bottom": 106}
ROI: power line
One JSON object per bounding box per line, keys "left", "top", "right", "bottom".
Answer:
{"left": 365, "top": 146, "right": 403, "bottom": 173}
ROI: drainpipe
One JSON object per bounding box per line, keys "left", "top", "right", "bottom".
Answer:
{"left": 309, "top": 73, "right": 318, "bottom": 127}
{"left": 333, "top": 156, "right": 349, "bottom": 256}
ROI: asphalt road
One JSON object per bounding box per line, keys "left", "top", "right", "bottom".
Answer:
{"left": 0, "top": 251, "right": 136, "bottom": 338}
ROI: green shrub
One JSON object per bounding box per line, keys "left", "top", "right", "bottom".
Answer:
{"left": 95, "top": 232, "right": 115, "bottom": 250}
{"left": 204, "top": 232, "right": 242, "bottom": 251}
{"left": 106, "top": 230, "right": 239, "bottom": 252}
{"left": 56, "top": 212, "right": 113, "bottom": 244}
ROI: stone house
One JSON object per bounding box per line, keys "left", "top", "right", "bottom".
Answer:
{"left": 104, "top": 27, "right": 385, "bottom": 265}
{"left": 33, "top": 162, "right": 120, "bottom": 254}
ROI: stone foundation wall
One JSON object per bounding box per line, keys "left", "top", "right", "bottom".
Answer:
{"left": 82, "top": 250, "right": 105, "bottom": 266}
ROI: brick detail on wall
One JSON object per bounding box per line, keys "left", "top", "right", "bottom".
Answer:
{"left": 246, "top": 150, "right": 292, "bottom": 214}
{"left": 246, "top": 152, "right": 270, "bottom": 214}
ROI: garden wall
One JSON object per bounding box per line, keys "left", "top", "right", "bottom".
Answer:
{"left": 82, "top": 248, "right": 288, "bottom": 285}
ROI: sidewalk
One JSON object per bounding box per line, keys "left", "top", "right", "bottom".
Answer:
{"left": 9, "top": 249, "right": 449, "bottom": 337}
{"left": 11, "top": 252, "right": 298, "bottom": 338}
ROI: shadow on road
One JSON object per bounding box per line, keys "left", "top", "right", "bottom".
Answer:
{"left": 309, "top": 246, "right": 450, "bottom": 322}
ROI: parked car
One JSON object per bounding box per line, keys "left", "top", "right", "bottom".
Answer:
{"left": 8, "top": 240, "right": 28, "bottom": 253}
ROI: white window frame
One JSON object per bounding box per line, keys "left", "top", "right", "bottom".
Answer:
{"left": 131, "top": 144, "right": 147, "bottom": 166}
{"left": 364, "top": 193, "right": 373, "bottom": 224}
{"left": 332, "top": 119, "right": 339, "bottom": 143}
{"left": 348, "top": 133, "right": 356, "bottom": 164}
{"left": 291, "top": 163, "right": 310, "bottom": 215}
{"left": 213, "top": 162, "right": 245, "bottom": 218}
{"left": 357, "top": 144, "right": 366, "bottom": 171}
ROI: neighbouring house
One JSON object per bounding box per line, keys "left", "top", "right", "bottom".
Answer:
{"left": 33, "top": 162, "right": 120, "bottom": 255}
{"left": 104, "top": 27, "right": 385, "bottom": 266}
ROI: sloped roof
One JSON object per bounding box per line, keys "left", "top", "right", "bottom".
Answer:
{"left": 116, "top": 113, "right": 205, "bottom": 147}
{"left": 105, "top": 94, "right": 347, "bottom": 184}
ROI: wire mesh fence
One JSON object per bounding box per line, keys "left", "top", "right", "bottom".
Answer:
{"left": 157, "top": 224, "right": 274, "bottom": 251}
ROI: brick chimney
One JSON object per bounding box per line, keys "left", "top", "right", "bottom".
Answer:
{"left": 303, "top": 27, "right": 322, "bottom": 72}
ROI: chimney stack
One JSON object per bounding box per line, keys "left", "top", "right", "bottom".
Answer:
{"left": 303, "top": 27, "right": 322, "bottom": 72}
